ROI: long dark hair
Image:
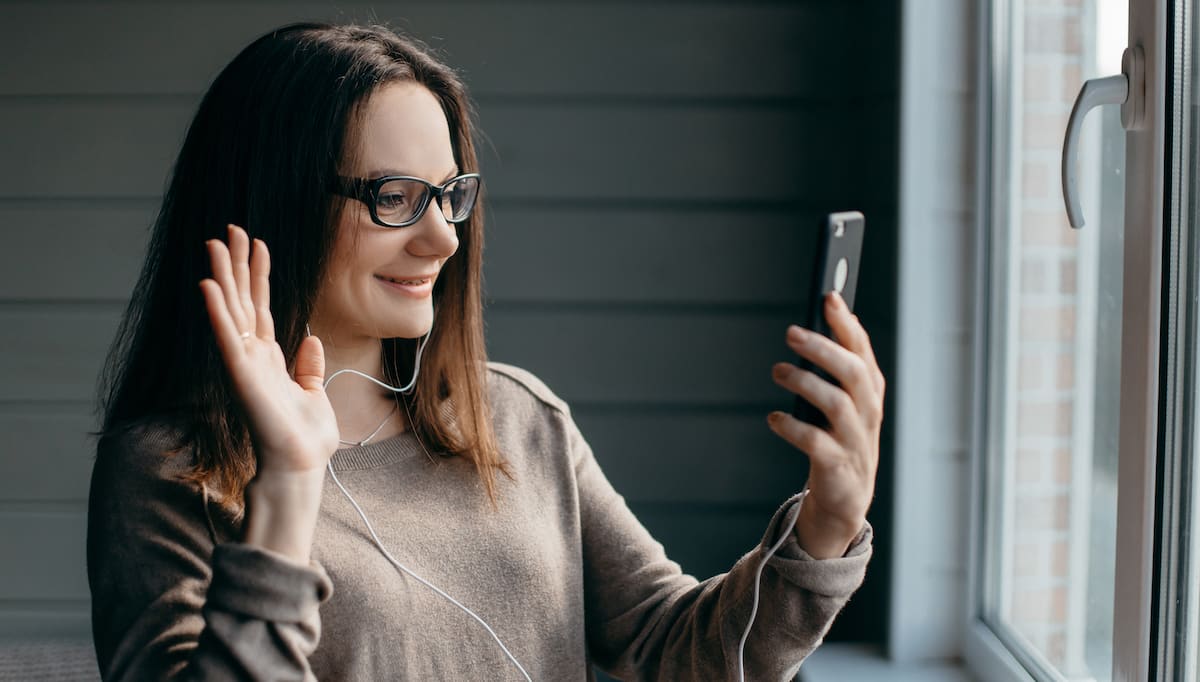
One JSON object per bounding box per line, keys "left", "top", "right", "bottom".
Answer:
{"left": 95, "top": 23, "right": 503, "bottom": 507}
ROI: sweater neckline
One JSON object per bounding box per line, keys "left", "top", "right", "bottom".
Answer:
{"left": 328, "top": 430, "right": 426, "bottom": 471}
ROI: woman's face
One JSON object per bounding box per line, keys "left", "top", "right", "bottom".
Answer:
{"left": 311, "top": 81, "right": 461, "bottom": 343}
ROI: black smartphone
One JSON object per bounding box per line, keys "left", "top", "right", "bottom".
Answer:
{"left": 792, "top": 211, "right": 865, "bottom": 429}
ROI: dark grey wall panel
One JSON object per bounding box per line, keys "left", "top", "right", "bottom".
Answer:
{"left": 0, "top": 409, "right": 801, "bottom": 506}
{"left": 0, "top": 604, "right": 90, "bottom": 638}
{"left": 0, "top": 203, "right": 817, "bottom": 305}
{"left": 479, "top": 103, "right": 861, "bottom": 203}
{"left": 0, "top": 99, "right": 189, "bottom": 199}
{"left": 633, "top": 504, "right": 782, "bottom": 580}
{"left": 0, "top": 99, "right": 869, "bottom": 203}
{"left": 0, "top": 2, "right": 868, "bottom": 100}
{"left": 0, "top": 204, "right": 151, "bottom": 301}
{"left": 0, "top": 410, "right": 96, "bottom": 502}
{"left": 0, "top": 306, "right": 121, "bottom": 403}
{"left": 484, "top": 207, "right": 815, "bottom": 305}
{"left": 486, "top": 308, "right": 794, "bottom": 405}
{"left": 578, "top": 410, "right": 806, "bottom": 504}
{"left": 0, "top": 513, "right": 89, "bottom": 601}
{"left": 0, "top": 306, "right": 796, "bottom": 405}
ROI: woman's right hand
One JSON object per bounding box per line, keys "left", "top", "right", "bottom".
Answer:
{"left": 199, "top": 224, "right": 339, "bottom": 475}
{"left": 200, "top": 224, "right": 338, "bottom": 562}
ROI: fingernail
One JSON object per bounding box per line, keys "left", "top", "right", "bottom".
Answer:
{"left": 787, "top": 325, "right": 805, "bottom": 343}
{"left": 767, "top": 412, "right": 781, "bottom": 426}
{"left": 772, "top": 363, "right": 789, "bottom": 380}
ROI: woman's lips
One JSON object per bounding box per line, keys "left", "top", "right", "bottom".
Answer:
{"left": 374, "top": 274, "right": 433, "bottom": 298}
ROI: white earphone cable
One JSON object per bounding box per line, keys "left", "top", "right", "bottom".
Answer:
{"left": 320, "top": 324, "right": 430, "bottom": 395}
{"left": 312, "top": 313, "right": 533, "bottom": 681}
{"left": 310, "top": 314, "right": 789, "bottom": 681}
{"left": 735, "top": 493, "right": 802, "bottom": 682}
{"left": 325, "top": 464, "right": 533, "bottom": 681}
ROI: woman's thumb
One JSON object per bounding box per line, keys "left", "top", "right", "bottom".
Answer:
{"left": 294, "top": 335, "right": 326, "bottom": 392}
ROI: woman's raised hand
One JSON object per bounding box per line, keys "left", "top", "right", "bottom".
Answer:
{"left": 768, "top": 292, "right": 885, "bottom": 559}
{"left": 199, "top": 224, "right": 340, "bottom": 476}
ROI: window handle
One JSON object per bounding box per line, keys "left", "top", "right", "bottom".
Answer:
{"left": 1061, "top": 46, "right": 1144, "bottom": 229}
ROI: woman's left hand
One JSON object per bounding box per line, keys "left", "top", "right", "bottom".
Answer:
{"left": 767, "top": 291, "right": 885, "bottom": 559}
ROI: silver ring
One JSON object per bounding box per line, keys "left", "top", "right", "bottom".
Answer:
{"left": 240, "top": 331, "right": 251, "bottom": 340}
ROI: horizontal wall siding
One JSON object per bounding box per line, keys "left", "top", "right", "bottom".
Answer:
{"left": 0, "top": 409, "right": 97, "bottom": 502}
{"left": 0, "top": 408, "right": 804, "bottom": 507}
{"left": 0, "top": 0, "right": 899, "bottom": 660}
{"left": 0, "top": 513, "right": 90, "bottom": 601}
{"left": 0, "top": 605, "right": 92, "bottom": 639}
{"left": 0, "top": 2, "right": 888, "bottom": 100}
{"left": 0, "top": 98, "right": 886, "bottom": 204}
{"left": 0, "top": 306, "right": 801, "bottom": 404}
{"left": 1, "top": 202, "right": 841, "bottom": 303}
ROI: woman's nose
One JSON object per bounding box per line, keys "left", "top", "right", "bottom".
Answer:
{"left": 406, "top": 202, "right": 460, "bottom": 259}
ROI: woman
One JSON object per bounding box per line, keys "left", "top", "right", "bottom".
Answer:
{"left": 88, "top": 22, "right": 884, "bottom": 681}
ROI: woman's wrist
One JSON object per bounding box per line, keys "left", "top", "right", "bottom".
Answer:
{"left": 792, "top": 496, "right": 866, "bottom": 559}
{"left": 242, "top": 468, "right": 327, "bottom": 564}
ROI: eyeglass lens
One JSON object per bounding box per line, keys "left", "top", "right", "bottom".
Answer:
{"left": 376, "top": 176, "right": 479, "bottom": 226}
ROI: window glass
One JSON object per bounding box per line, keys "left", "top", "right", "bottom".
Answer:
{"left": 984, "top": 0, "right": 1127, "bottom": 677}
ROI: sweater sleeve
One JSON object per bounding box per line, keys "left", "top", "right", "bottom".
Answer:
{"left": 569, "top": 413, "right": 872, "bottom": 681}
{"left": 86, "top": 425, "right": 332, "bottom": 681}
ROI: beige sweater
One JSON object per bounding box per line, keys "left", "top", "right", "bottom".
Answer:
{"left": 87, "top": 362, "right": 871, "bottom": 681}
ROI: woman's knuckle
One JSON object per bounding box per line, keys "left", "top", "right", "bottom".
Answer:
{"left": 829, "top": 394, "right": 854, "bottom": 421}
{"left": 848, "top": 355, "right": 870, "bottom": 381}
{"left": 864, "top": 401, "right": 884, "bottom": 426}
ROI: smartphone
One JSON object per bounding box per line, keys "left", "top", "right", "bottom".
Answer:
{"left": 792, "top": 211, "right": 865, "bottom": 429}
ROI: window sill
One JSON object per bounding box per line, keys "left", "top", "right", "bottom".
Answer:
{"left": 801, "top": 643, "right": 976, "bottom": 682}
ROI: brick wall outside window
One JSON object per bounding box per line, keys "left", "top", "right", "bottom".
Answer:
{"left": 1008, "top": 0, "right": 1085, "bottom": 669}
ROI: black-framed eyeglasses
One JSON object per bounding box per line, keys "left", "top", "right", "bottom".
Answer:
{"left": 333, "top": 172, "right": 482, "bottom": 228}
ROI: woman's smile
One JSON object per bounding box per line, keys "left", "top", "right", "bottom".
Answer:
{"left": 373, "top": 272, "right": 434, "bottom": 298}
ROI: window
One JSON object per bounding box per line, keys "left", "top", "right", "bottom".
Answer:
{"left": 977, "top": 1, "right": 1126, "bottom": 678}
{"left": 967, "top": 0, "right": 1200, "bottom": 678}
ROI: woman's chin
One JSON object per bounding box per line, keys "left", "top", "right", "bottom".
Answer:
{"left": 383, "top": 314, "right": 434, "bottom": 340}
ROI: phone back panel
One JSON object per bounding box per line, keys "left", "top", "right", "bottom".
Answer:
{"left": 809, "top": 211, "right": 865, "bottom": 328}
{"left": 794, "top": 211, "right": 865, "bottom": 427}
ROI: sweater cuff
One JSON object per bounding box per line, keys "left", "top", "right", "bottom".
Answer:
{"left": 755, "top": 492, "right": 873, "bottom": 596}
{"left": 207, "top": 543, "right": 333, "bottom": 622}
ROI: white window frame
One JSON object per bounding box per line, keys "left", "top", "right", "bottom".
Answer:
{"left": 964, "top": 0, "right": 1168, "bottom": 679}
